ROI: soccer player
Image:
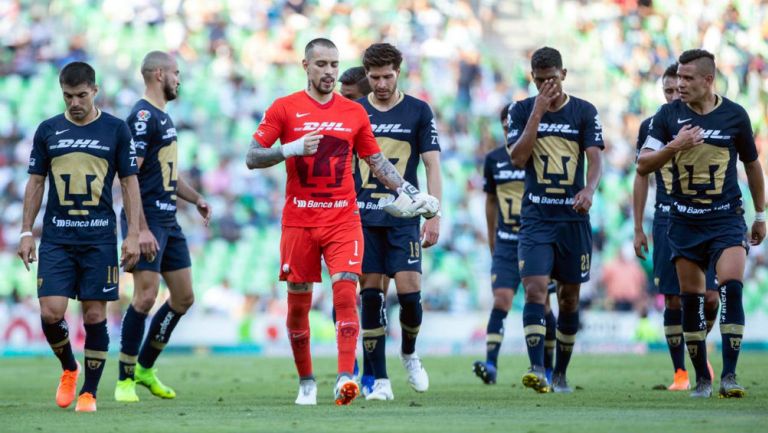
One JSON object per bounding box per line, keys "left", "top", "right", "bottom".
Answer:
{"left": 637, "top": 49, "right": 765, "bottom": 398}
{"left": 632, "top": 63, "right": 718, "bottom": 391}
{"left": 339, "top": 66, "right": 372, "bottom": 100}
{"left": 507, "top": 47, "right": 604, "bottom": 394}
{"left": 355, "top": 42, "right": 442, "bottom": 401}
{"left": 114, "top": 51, "right": 212, "bottom": 403}
{"left": 16, "top": 61, "right": 141, "bottom": 412}
{"left": 245, "top": 38, "right": 438, "bottom": 406}
{"left": 472, "top": 104, "right": 557, "bottom": 386}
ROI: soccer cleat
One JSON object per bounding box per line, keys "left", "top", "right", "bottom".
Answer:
{"left": 545, "top": 368, "right": 553, "bottom": 385}
{"left": 295, "top": 379, "right": 317, "bottom": 405}
{"left": 472, "top": 361, "right": 497, "bottom": 385}
{"left": 360, "top": 374, "right": 375, "bottom": 397}
{"left": 718, "top": 373, "right": 746, "bottom": 398}
{"left": 334, "top": 375, "right": 360, "bottom": 406}
{"left": 690, "top": 378, "right": 712, "bottom": 398}
{"left": 668, "top": 369, "right": 690, "bottom": 391}
{"left": 400, "top": 352, "right": 429, "bottom": 392}
{"left": 522, "top": 366, "right": 550, "bottom": 393}
{"left": 56, "top": 361, "right": 80, "bottom": 408}
{"left": 74, "top": 392, "right": 97, "bottom": 412}
{"left": 135, "top": 365, "right": 176, "bottom": 399}
{"left": 551, "top": 372, "right": 573, "bottom": 394}
{"left": 114, "top": 378, "right": 140, "bottom": 402}
{"left": 365, "top": 379, "right": 394, "bottom": 401}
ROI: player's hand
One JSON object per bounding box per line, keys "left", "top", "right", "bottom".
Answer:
{"left": 302, "top": 130, "right": 323, "bottom": 156}
{"left": 532, "top": 79, "right": 560, "bottom": 115}
{"left": 421, "top": 215, "right": 440, "bottom": 248}
{"left": 633, "top": 228, "right": 649, "bottom": 260}
{"left": 668, "top": 125, "right": 703, "bottom": 152}
{"left": 121, "top": 232, "right": 140, "bottom": 271}
{"left": 379, "top": 182, "right": 440, "bottom": 219}
{"left": 16, "top": 235, "right": 37, "bottom": 271}
{"left": 750, "top": 220, "right": 766, "bottom": 246}
{"left": 139, "top": 228, "right": 159, "bottom": 263}
{"left": 572, "top": 187, "right": 595, "bottom": 214}
{"left": 196, "top": 198, "right": 212, "bottom": 227}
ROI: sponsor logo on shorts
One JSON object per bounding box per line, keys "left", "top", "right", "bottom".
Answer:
{"left": 407, "top": 258, "right": 419, "bottom": 265}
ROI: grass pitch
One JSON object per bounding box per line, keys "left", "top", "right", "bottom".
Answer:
{"left": 0, "top": 353, "right": 766, "bottom": 433}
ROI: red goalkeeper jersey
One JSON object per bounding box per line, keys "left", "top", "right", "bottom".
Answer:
{"left": 253, "top": 91, "right": 380, "bottom": 227}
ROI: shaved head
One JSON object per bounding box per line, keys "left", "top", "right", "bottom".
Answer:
{"left": 141, "top": 51, "right": 176, "bottom": 80}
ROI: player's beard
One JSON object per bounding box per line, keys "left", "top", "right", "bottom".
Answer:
{"left": 163, "top": 78, "right": 178, "bottom": 101}
{"left": 374, "top": 84, "right": 397, "bottom": 103}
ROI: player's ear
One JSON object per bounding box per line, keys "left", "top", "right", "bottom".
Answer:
{"left": 560, "top": 68, "right": 567, "bottom": 82}
{"left": 302, "top": 59, "right": 309, "bottom": 72}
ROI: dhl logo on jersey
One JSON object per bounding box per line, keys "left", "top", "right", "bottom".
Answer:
{"left": 370, "top": 124, "right": 412, "bottom": 134}
{"left": 537, "top": 123, "right": 579, "bottom": 134}
{"left": 50, "top": 139, "right": 109, "bottom": 151}
{"left": 699, "top": 130, "right": 731, "bottom": 140}
{"left": 294, "top": 122, "right": 352, "bottom": 133}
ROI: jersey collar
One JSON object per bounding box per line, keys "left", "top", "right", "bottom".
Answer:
{"left": 64, "top": 108, "right": 102, "bottom": 126}
{"left": 367, "top": 91, "right": 405, "bottom": 113}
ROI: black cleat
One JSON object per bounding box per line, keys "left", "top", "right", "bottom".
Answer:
{"left": 473, "top": 361, "right": 497, "bottom": 385}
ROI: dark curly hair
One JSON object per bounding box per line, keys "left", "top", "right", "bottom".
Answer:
{"left": 363, "top": 43, "right": 403, "bottom": 71}
{"left": 531, "top": 47, "right": 562, "bottom": 70}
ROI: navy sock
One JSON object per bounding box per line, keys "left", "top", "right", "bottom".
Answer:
{"left": 682, "top": 294, "right": 710, "bottom": 381}
{"left": 361, "top": 289, "right": 387, "bottom": 379}
{"left": 485, "top": 308, "right": 507, "bottom": 367}
{"left": 41, "top": 318, "right": 78, "bottom": 371}
{"left": 663, "top": 308, "right": 686, "bottom": 372}
{"left": 522, "top": 302, "right": 546, "bottom": 368}
{"left": 119, "top": 305, "right": 147, "bottom": 380}
{"left": 719, "top": 281, "right": 745, "bottom": 378}
{"left": 398, "top": 292, "right": 422, "bottom": 355}
{"left": 554, "top": 309, "right": 579, "bottom": 374}
{"left": 81, "top": 320, "right": 109, "bottom": 397}
{"left": 544, "top": 309, "right": 556, "bottom": 371}
{"left": 138, "top": 302, "right": 183, "bottom": 368}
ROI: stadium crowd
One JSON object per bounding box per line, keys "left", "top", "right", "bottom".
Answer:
{"left": 1, "top": 0, "right": 768, "bottom": 317}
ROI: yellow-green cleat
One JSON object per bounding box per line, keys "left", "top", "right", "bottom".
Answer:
{"left": 135, "top": 365, "right": 176, "bottom": 399}
{"left": 114, "top": 378, "right": 140, "bottom": 402}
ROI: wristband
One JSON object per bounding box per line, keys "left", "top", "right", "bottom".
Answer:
{"left": 399, "top": 181, "right": 420, "bottom": 197}
{"left": 19, "top": 231, "right": 33, "bottom": 240}
{"left": 756, "top": 211, "right": 766, "bottom": 222}
{"left": 281, "top": 137, "right": 305, "bottom": 158}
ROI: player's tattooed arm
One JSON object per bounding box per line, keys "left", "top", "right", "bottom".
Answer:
{"left": 362, "top": 152, "right": 404, "bottom": 191}
{"left": 246, "top": 139, "right": 286, "bottom": 169}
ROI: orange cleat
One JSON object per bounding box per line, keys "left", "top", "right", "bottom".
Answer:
{"left": 75, "top": 392, "right": 97, "bottom": 412}
{"left": 334, "top": 377, "right": 360, "bottom": 406}
{"left": 668, "top": 368, "right": 690, "bottom": 391}
{"left": 56, "top": 362, "right": 80, "bottom": 408}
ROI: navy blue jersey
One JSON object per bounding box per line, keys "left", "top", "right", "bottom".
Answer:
{"left": 506, "top": 95, "right": 604, "bottom": 222}
{"left": 643, "top": 96, "right": 757, "bottom": 223}
{"left": 28, "top": 111, "right": 138, "bottom": 245}
{"left": 126, "top": 99, "right": 179, "bottom": 226}
{"left": 355, "top": 93, "right": 440, "bottom": 227}
{"left": 483, "top": 146, "right": 525, "bottom": 242}
{"left": 636, "top": 116, "right": 673, "bottom": 218}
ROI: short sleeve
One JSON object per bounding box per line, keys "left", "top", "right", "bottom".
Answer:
{"left": 417, "top": 103, "right": 440, "bottom": 153}
{"left": 28, "top": 124, "right": 50, "bottom": 175}
{"left": 582, "top": 103, "right": 604, "bottom": 150}
{"left": 353, "top": 107, "right": 380, "bottom": 158}
{"left": 126, "top": 109, "right": 155, "bottom": 158}
{"left": 505, "top": 101, "right": 527, "bottom": 148}
{"left": 116, "top": 121, "right": 139, "bottom": 178}
{"left": 482, "top": 154, "right": 496, "bottom": 194}
{"left": 644, "top": 105, "right": 670, "bottom": 152}
{"left": 635, "top": 118, "right": 650, "bottom": 157}
{"left": 252, "top": 101, "right": 285, "bottom": 148}
{"left": 735, "top": 108, "right": 758, "bottom": 163}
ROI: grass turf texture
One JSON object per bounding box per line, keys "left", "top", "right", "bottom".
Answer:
{"left": 0, "top": 353, "right": 765, "bottom": 433}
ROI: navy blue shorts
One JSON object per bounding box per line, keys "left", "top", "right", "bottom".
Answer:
{"left": 491, "top": 240, "right": 521, "bottom": 291}
{"left": 653, "top": 218, "right": 719, "bottom": 294}
{"left": 38, "top": 242, "right": 119, "bottom": 301}
{"left": 518, "top": 220, "right": 592, "bottom": 284}
{"left": 121, "top": 218, "right": 191, "bottom": 273}
{"left": 362, "top": 225, "right": 421, "bottom": 277}
{"left": 668, "top": 217, "right": 747, "bottom": 274}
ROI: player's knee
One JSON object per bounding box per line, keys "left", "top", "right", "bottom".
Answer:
{"left": 40, "top": 308, "right": 65, "bottom": 325}
{"left": 132, "top": 292, "right": 157, "bottom": 314}
{"left": 492, "top": 290, "right": 514, "bottom": 311}
{"left": 171, "top": 292, "right": 195, "bottom": 314}
{"left": 664, "top": 295, "right": 682, "bottom": 310}
{"left": 523, "top": 284, "right": 547, "bottom": 303}
{"left": 82, "top": 309, "right": 106, "bottom": 325}
{"left": 558, "top": 290, "right": 580, "bottom": 312}
{"left": 704, "top": 291, "right": 720, "bottom": 312}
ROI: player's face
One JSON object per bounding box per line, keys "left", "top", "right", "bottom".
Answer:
{"left": 677, "top": 63, "right": 712, "bottom": 103}
{"left": 367, "top": 65, "right": 399, "bottom": 103}
{"left": 162, "top": 62, "right": 180, "bottom": 101}
{"left": 61, "top": 82, "right": 97, "bottom": 122}
{"left": 662, "top": 76, "right": 680, "bottom": 103}
{"left": 303, "top": 46, "right": 339, "bottom": 95}
{"left": 531, "top": 67, "right": 566, "bottom": 94}
{"left": 340, "top": 83, "right": 364, "bottom": 100}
